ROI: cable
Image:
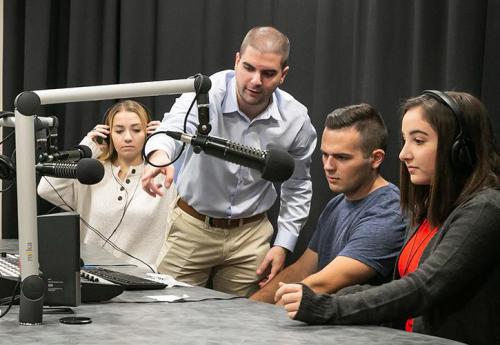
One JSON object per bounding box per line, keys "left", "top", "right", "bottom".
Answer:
{"left": 0, "top": 111, "right": 15, "bottom": 119}
{"left": 0, "top": 280, "right": 20, "bottom": 318}
{"left": 46, "top": 204, "right": 66, "bottom": 214}
{"left": 43, "top": 176, "right": 154, "bottom": 272}
{"left": 0, "top": 131, "right": 16, "bottom": 192}
{"left": 171, "top": 296, "right": 247, "bottom": 303}
{"left": 142, "top": 82, "right": 199, "bottom": 168}
{"left": 0, "top": 294, "right": 19, "bottom": 305}
{"left": 142, "top": 131, "right": 186, "bottom": 168}
{"left": 0, "top": 182, "right": 14, "bottom": 193}
{"left": 42, "top": 177, "right": 156, "bottom": 273}
{"left": 80, "top": 218, "right": 155, "bottom": 273}
{"left": 100, "top": 164, "right": 140, "bottom": 247}
{"left": 0, "top": 129, "right": 15, "bottom": 146}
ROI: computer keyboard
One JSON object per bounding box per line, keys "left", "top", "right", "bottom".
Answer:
{"left": 1, "top": 254, "right": 165, "bottom": 303}
{"left": 0, "top": 273, "right": 125, "bottom": 304}
{"left": 1, "top": 254, "right": 125, "bottom": 303}
{"left": 83, "top": 267, "right": 166, "bottom": 290}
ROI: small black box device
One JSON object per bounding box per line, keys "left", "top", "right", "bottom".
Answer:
{"left": 37, "top": 211, "right": 81, "bottom": 306}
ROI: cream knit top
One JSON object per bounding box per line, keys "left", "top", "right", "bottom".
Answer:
{"left": 37, "top": 137, "right": 177, "bottom": 270}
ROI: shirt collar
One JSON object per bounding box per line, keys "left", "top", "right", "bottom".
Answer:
{"left": 222, "top": 75, "right": 280, "bottom": 122}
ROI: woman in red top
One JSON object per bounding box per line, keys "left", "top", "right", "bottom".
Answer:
{"left": 275, "top": 91, "right": 500, "bottom": 345}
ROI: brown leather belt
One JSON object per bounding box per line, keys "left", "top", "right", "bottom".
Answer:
{"left": 177, "top": 198, "right": 265, "bottom": 229}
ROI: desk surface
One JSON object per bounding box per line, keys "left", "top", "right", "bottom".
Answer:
{"left": 1, "top": 239, "right": 464, "bottom": 345}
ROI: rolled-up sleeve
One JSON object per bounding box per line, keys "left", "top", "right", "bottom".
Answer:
{"left": 274, "top": 117, "right": 317, "bottom": 251}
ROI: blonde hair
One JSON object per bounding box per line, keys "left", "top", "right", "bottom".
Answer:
{"left": 98, "top": 100, "right": 151, "bottom": 162}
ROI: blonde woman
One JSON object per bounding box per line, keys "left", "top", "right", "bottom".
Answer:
{"left": 38, "top": 100, "right": 176, "bottom": 270}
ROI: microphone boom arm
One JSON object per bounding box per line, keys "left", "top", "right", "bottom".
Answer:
{"left": 14, "top": 76, "right": 205, "bottom": 325}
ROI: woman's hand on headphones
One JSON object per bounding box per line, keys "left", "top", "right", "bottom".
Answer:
{"left": 146, "top": 120, "right": 161, "bottom": 135}
{"left": 88, "top": 124, "right": 110, "bottom": 147}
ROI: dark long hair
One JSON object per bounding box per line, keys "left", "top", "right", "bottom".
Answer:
{"left": 400, "top": 91, "right": 500, "bottom": 227}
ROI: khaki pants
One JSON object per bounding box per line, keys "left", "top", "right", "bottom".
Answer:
{"left": 157, "top": 205, "right": 274, "bottom": 297}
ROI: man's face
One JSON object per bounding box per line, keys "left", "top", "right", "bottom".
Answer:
{"left": 321, "top": 127, "right": 379, "bottom": 200}
{"left": 234, "top": 45, "right": 288, "bottom": 117}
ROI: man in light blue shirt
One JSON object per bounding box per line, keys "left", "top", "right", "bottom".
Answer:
{"left": 142, "top": 26, "right": 317, "bottom": 296}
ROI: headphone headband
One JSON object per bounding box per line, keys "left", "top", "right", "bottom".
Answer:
{"left": 102, "top": 100, "right": 152, "bottom": 124}
{"left": 422, "top": 90, "right": 468, "bottom": 140}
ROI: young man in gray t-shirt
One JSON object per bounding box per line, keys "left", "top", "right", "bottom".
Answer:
{"left": 251, "top": 103, "right": 406, "bottom": 303}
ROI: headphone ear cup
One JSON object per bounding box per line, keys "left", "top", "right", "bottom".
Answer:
{"left": 451, "top": 139, "right": 474, "bottom": 171}
{"left": 422, "top": 90, "right": 477, "bottom": 172}
{"left": 0, "top": 154, "right": 16, "bottom": 180}
{"left": 95, "top": 136, "right": 109, "bottom": 145}
{"left": 98, "top": 105, "right": 113, "bottom": 145}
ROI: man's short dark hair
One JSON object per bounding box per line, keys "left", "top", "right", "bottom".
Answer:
{"left": 240, "top": 26, "right": 290, "bottom": 68}
{"left": 325, "top": 103, "right": 388, "bottom": 156}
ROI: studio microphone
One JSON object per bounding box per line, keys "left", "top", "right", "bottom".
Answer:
{"left": 36, "top": 158, "right": 104, "bottom": 185}
{"left": 40, "top": 144, "right": 92, "bottom": 163}
{"left": 166, "top": 131, "right": 295, "bottom": 182}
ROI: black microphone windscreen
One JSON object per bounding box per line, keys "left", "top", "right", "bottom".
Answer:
{"left": 76, "top": 145, "right": 92, "bottom": 159}
{"left": 194, "top": 75, "right": 212, "bottom": 93}
{"left": 261, "top": 149, "right": 295, "bottom": 182}
{"left": 76, "top": 158, "right": 104, "bottom": 185}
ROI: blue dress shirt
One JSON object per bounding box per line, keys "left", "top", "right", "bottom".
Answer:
{"left": 145, "top": 70, "right": 317, "bottom": 251}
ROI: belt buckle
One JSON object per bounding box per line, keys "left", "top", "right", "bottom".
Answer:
{"left": 207, "top": 217, "right": 214, "bottom": 227}
{"left": 207, "top": 217, "right": 243, "bottom": 228}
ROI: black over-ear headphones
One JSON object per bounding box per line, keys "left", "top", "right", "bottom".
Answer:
{"left": 97, "top": 100, "right": 153, "bottom": 145}
{"left": 422, "top": 90, "right": 476, "bottom": 171}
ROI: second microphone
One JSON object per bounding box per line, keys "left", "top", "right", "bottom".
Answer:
{"left": 166, "top": 131, "right": 295, "bottom": 183}
{"left": 36, "top": 158, "right": 104, "bottom": 185}
{"left": 39, "top": 144, "right": 92, "bottom": 163}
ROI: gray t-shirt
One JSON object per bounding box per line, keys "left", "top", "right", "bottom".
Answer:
{"left": 309, "top": 183, "right": 406, "bottom": 281}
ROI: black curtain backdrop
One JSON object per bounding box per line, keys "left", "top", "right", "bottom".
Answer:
{"left": 3, "top": 0, "right": 500, "bottom": 263}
